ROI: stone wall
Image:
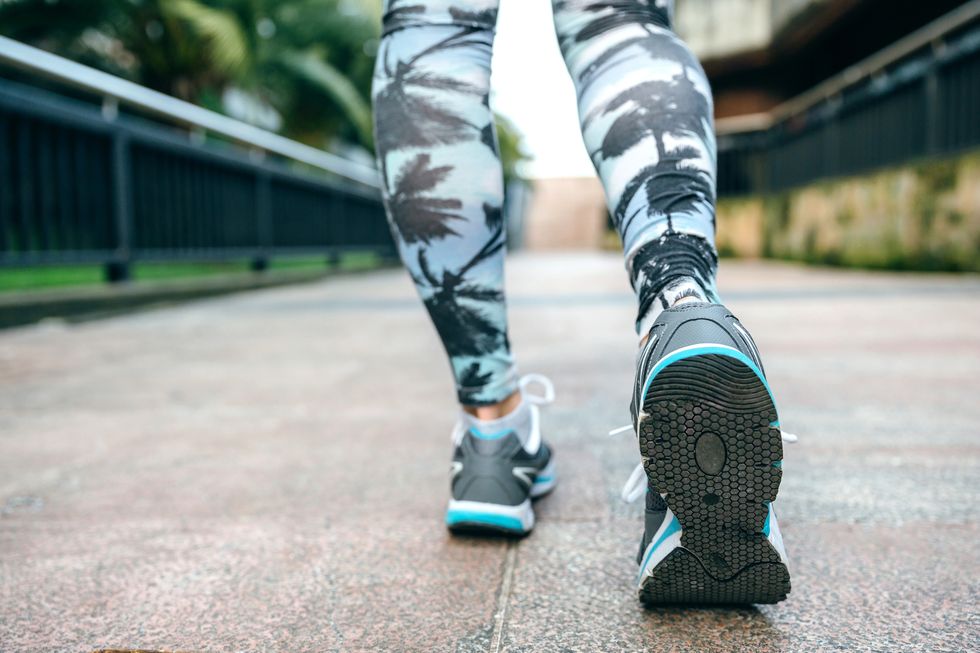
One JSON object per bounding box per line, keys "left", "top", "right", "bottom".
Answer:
{"left": 716, "top": 149, "right": 980, "bottom": 271}
{"left": 674, "top": 0, "right": 772, "bottom": 60}
{"left": 523, "top": 177, "right": 608, "bottom": 250}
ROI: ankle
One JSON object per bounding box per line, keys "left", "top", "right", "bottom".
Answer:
{"left": 637, "top": 276, "right": 711, "bottom": 346}
{"left": 463, "top": 389, "right": 522, "bottom": 420}
{"left": 671, "top": 294, "right": 701, "bottom": 307}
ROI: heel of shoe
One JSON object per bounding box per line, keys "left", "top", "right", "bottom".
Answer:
{"left": 528, "top": 458, "right": 557, "bottom": 498}
{"left": 445, "top": 499, "right": 534, "bottom": 535}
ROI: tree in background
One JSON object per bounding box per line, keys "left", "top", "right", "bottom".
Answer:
{"left": 0, "top": 0, "right": 526, "bottom": 180}
{"left": 0, "top": 0, "right": 378, "bottom": 150}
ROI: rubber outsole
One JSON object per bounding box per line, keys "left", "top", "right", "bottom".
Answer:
{"left": 446, "top": 521, "right": 529, "bottom": 537}
{"left": 638, "top": 352, "right": 791, "bottom": 605}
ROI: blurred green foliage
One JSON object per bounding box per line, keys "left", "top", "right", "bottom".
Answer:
{"left": 0, "top": 253, "right": 382, "bottom": 293}
{"left": 0, "top": 0, "right": 526, "bottom": 179}
{"left": 0, "top": 0, "right": 380, "bottom": 149}
{"left": 495, "top": 113, "right": 525, "bottom": 183}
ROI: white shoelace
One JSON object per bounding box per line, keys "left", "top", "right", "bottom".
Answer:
{"left": 450, "top": 374, "right": 555, "bottom": 446}
{"left": 518, "top": 373, "right": 556, "bottom": 406}
{"left": 611, "top": 423, "right": 799, "bottom": 503}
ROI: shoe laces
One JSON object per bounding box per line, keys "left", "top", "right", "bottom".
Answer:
{"left": 452, "top": 374, "right": 555, "bottom": 445}
{"left": 609, "top": 423, "right": 799, "bottom": 504}
{"left": 518, "top": 373, "right": 555, "bottom": 406}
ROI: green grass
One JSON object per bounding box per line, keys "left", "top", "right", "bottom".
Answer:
{"left": 0, "top": 266, "right": 105, "bottom": 292}
{"left": 0, "top": 252, "right": 383, "bottom": 294}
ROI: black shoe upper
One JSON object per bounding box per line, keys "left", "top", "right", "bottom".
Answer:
{"left": 451, "top": 431, "right": 552, "bottom": 506}
{"left": 631, "top": 302, "right": 765, "bottom": 428}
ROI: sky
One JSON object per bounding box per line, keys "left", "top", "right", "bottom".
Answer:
{"left": 489, "top": 0, "right": 598, "bottom": 179}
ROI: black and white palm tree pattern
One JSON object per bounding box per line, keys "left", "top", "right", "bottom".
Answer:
{"left": 553, "top": 0, "right": 720, "bottom": 305}
{"left": 373, "top": 1, "right": 513, "bottom": 406}
{"left": 373, "top": 0, "right": 719, "bottom": 406}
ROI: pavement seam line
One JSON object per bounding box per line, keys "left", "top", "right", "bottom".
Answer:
{"left": 489, "top": 541, "right": 519, "bottom": 653}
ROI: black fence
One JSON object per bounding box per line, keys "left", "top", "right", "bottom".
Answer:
{"left": 0, "top": 76, "right": 395, "bottom": 281}
{"left": 716, "top": 12, "right": 980, "bottom": 197}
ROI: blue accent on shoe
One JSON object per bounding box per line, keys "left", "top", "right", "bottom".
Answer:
{"left": 468, "top": 427, "right": 513, "bottom": 440}
{"left": 533, "top": 475, "right": 554, "bottom": 484}
{"left": 446, "top": 509, "right": 524, "bottom": 532}
{"left": 637, "top": 514, "right": 681, "bottom": 583}
{"left": 642, "top": 345, "right": 775, "bottom": 405}
{"left": 762, "top": 503, "right": 772, "bottom": 536}
{"left": 772, "top": 460, "right": 782, "bottom": 468}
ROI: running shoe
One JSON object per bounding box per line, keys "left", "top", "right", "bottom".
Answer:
{"left": 622, "top": 302, "right": 792, "bottom": 605}
{"left": 445, "top": 374, "right": 557, "bottom": 535}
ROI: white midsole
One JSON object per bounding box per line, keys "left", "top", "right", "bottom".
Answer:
{"left": 637, "top": 507, "right": 682, "bottom": 587}
{"left": 530, "top": 458, "right": 557, "bottom": 498}
{"left": 446, "top": 498, "right": 535, "bottom": 531}
{"left": 637, "top": 504, "right": 790, "bottom": 589}
{"left": 766, "top": 503, "right": 789, "bottom": 564}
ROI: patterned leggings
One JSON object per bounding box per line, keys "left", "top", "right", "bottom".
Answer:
{"left": 373, "top": 0, "right": 719, "bottom": 405}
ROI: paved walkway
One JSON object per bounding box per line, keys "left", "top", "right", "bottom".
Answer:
{"left": 1, "top": 254, "right": 978, "bottom": 652}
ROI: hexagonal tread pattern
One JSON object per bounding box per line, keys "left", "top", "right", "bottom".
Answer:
{"left": 638, "top": 353, "right": 791, "bottom": 605}
{"left": 640, "top": 549, "right": 790, "bottom": 605}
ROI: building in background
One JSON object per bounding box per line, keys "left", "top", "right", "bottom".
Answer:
{"left": 678, "top": 0, "right": 966, "bottom": 117}
{"left": 509, "top": 0, "right": 977, "bottom": 262}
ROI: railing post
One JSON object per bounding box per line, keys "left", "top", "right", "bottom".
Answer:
{"left": 924, "top": 42, "right": 942, "bottom": 155}
{"left": 825, "top": 95, "right": 841, "bottom": 178}
{"left": 106, "top": 132, "right": 132, "bottom": 283}
{"left": 251, "top": 170, "right": 271, "bottom": 272}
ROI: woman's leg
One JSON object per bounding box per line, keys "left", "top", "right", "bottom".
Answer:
{"left": 552, "top": 2, "right": 794, "bottom": 603}
{"left": 372, "top": 0, "right": 516, "bottom": 410}
{"left": 552, "top": 0, "right": 720, "bottom": 335}
{"left": 374, "top": 3, "right": 557, "bottom": 537}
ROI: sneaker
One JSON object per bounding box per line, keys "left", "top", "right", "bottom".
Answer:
{"left": 445, "top": 374, "right": 557, "bottom": 535}
{"left": 624, "top": 302, "right": 792, "bottom": 605}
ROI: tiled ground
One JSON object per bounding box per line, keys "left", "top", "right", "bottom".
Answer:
{"left": 1, "top": 254, "right": 978, "bottom": 652}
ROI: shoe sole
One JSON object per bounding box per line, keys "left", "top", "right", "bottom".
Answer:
{"left": 446, "top": 498, "right": 534, "bottom": 536}
{"left": 637, "top": 346, "right": 791, "bottom": 605}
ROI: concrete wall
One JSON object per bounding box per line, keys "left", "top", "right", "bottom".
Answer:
{"left": 771, "top": 0, "right": 827, "bottom": 31}
{"left": 715, "top": 196, "right": 766, "bottom": 258}
{"left": 716, "top": 149, "right": 980, "bottom": 271}
{"left": 522, "top": 150, "right": 980, "bottom": 272}
{"left": 675, "top": 0, "right": 772, "bottom": 59}
{"left": 523, "top": 177, "right": 608, "bottom": 250}
{"left": 675, "top": 0, "right": 834, "bottom": 59}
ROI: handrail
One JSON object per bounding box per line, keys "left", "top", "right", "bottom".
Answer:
{"left": 0, "top": 35, "right": 381, "bottom": 188}
{"left": 716, "top": 0, "right": 980, "bottom": 135}
{"left": 715, "top": 112, "right": 773, "bottom": 136}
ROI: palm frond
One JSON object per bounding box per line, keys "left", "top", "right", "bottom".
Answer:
{"left": 393, "top": 154, "right": 453, "bottom": 197}
{"left": 455, "top": 284, "right": 504, "bottom": 302}
{"left": 166, "top": 0, "right": 249, "bottom": 76}
{"left": 279, "top": 48, "right": 373, "bottom": 146}
{"left": 458, "top": 362, "right": 494, "bottom": 390}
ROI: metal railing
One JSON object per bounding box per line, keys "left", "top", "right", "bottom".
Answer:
{"left": 0, "top": 38, "right": 393, "bottom": 281}
{"left": 715, "top": 0, "right": 980, "bottom": 196}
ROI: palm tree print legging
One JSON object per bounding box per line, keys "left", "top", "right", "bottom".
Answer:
{"left": 373, "top": 0, "right": 720, "bottom": 406}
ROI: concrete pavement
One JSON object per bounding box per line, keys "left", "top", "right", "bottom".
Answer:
{"left": 1, "top": 254, "right": 978, "bottom": 652}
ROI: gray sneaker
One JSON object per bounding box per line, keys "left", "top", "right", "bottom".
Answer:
{"left": 624, "top": 302, "right": 792, "bottom": 605}
{"left": 445, "top": 375, "right": 557, "bottom": 535}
